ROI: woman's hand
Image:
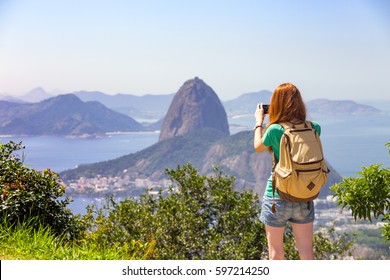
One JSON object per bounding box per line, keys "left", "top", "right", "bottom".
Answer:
{"left": 255, "top": 103, "right": 265, "bottom": 126}
{"left": 253, "top": 103, "right": 268, "bottom": 152}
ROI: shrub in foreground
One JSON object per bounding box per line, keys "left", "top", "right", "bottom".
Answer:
{"left": 331, "top": 142, "right": 390, "bottom": 243}
{"left": 0, "top": 141, "right": 82, "bottom": 239}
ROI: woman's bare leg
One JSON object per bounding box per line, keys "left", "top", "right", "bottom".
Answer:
{"left": 265, "top": 225, "right": 285, "bottom": 260}
{"left": 291, "top": 222, "right": 314, "bottom": 260}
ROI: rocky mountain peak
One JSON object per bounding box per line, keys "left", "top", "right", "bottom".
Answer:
{"left": 159, "top": 77, "right": 230, "bottom": 141}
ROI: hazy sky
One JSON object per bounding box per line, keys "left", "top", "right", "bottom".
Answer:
{"left": 0, "top": 0, "right": 389, "bottom": 101}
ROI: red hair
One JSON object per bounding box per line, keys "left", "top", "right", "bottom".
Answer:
{"left": 267, "top": 83, "right": 306, "bottom": 126}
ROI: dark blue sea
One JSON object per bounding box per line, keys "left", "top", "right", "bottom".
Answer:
{"left": 1, "top": 114, "right": 389, "bottom": 214}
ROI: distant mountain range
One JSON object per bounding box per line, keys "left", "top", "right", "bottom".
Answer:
{"left": 0, "top": 94, "right": 146, "bottom": 137}
{"left": 0, "top": 82, "right": 385, "bottom": 138}
{"left": 306, "top": 99, "right": 382, "bottom": 115}
{"left": 223, "top": 90, "right": 273, "bottom": 116}
{"left": 0, "top": 93, "right": 26, "bottom": 104}
{"left": 0, "top": 87, "right": 383, "bottom": 124}
{"left": 72, "top": 91, "right": 175, "bottom": 121}
{"left": 71, "top": 89, "right": 384, "bottom": 117}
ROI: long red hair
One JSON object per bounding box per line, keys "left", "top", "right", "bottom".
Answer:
{"left": 267, "top": 83, "right": 306, "bottom": 127}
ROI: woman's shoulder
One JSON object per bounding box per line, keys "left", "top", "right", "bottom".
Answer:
{"left": 263, "top": 123, "right": 284, "bottom": 139}
{"left": 267, "top": 123, "right": 284, "bottom": 131}
{"left": 310, "top": 120, "right": 320, "bottom": 126}
{"left": 263, "top": 123, "right": 284, "bottom": 146}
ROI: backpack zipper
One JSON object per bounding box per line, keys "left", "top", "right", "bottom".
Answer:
{"left": 296, "top": 167, "right": 322, "bottom": 176}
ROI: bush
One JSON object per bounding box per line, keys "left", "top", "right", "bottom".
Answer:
{"left": 331, "top": 141, "right": 390, "bottom": 248}
{"left": 85, "top": 163, "right": 266, "bottom": 260}
{"left": 331, "top": 163, "right": 390, "bottom": 242}
{"left": 0, "top": 141, "right": 82, "bottom": 239}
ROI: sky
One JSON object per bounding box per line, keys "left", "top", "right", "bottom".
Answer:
{"left": 0, "top": 0, "right": 389, "bottom": 101}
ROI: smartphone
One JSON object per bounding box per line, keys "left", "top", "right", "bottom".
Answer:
{"left": 261, "top": 104, "right": 270, "bottom": 114}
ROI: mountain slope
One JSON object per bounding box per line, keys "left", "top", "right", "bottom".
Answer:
{"left": 0, "top": 94, "right": 145, "bottom": 136}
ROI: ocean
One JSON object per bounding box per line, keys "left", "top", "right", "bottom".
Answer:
{"left": 0, "top": 132, "right": 160, "bottom": 172}
{"left": 1, "top": 114, "right": 389, "bottom": 214}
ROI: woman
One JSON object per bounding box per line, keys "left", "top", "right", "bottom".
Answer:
{"left": 254, "top": 82, "right": 321, "bottom": 260}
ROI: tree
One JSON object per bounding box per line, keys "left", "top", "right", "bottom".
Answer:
{"left": 331, "top": 142, "right": 390, "bottom": 242}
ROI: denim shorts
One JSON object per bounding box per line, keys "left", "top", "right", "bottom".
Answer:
{"left": 260, "top": 196, "right": 315, "bottom": 227}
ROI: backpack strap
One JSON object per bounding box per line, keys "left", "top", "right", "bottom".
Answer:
{"left": 270, "top": 122, "right": 290, "bottom": 213}
{"left": 270, "top": 123, "right": 284, "bottom": 213}
{"left": 271, "top": 155, "right": 276, "bottom": 213}
{"left": 270, "top": 135, "right": 277, "bottom": 213}
{"left": 307, "top": 121, "right": 314, "bottom": 130}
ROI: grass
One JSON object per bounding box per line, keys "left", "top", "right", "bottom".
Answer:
{"left": 0, "top": 220, "right": 155, "bottom": 260}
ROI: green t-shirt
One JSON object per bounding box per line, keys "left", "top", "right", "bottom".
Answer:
{"left": 261, "top": 121, "right": 321, "bottom": 198}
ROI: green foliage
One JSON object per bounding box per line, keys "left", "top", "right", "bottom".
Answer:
{"left": 0, "top": 141, "right": 82, "bottom": 239}
{"left": 331, "top": 164, "right": 390, "bottom": 222}
{"left": 331, "top": 142, "right": 390, "bottom": 242}
{"left": 313, "top": 226, "right": 354, "bottom": 260}
{"left": 85, "top": 163, "right": 266, "bottom": 260}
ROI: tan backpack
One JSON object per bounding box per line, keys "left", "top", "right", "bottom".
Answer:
{"left": 272, "top": 121, "right": 329, "bottom": 211}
